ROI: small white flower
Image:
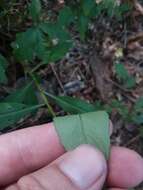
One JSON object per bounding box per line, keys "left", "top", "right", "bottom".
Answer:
{"left": 52, "top": 38, "right": 59, "bottom": 46}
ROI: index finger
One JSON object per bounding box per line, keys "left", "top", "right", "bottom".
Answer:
{"left": 0, "top": 123, "right": 143, "bottom": 189}
{"left": 0, "top": 123, "right": 65, "bottom": 186}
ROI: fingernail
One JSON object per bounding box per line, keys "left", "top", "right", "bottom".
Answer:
{"left": 59, "top": 145, "right": 107, "bottom": 189}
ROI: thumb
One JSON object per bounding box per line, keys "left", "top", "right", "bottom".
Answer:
{"left": 8, "top": 145, "right": 107, "bottom": 190}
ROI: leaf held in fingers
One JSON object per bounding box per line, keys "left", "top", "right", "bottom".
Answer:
{"left": 54, "top": 111, "right": 110, "bottom": 159}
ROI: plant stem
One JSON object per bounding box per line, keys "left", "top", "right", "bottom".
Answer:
{"left": 31, "top": 62, "right": 45, "bottom": 73}
{"left": 29, "top": 72, "right": 56, "bottom": 117}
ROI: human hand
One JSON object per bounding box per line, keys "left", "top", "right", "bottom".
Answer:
{"left": 0, "top": 123, "right": 143, "bottom": 190}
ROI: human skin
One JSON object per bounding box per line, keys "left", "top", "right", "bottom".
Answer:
{"left": 0, "top": 123, "right": 142, "bottom": 190}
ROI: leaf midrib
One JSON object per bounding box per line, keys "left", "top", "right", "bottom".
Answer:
{"left": 45, "top": 92, "right": 93, "bottom": 113}
{"left": 0, "top": 104, "right": 43, "bottom": 118}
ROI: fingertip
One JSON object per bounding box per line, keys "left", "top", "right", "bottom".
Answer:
{"left": 107, "top": 146, "right": 143, "bottom": 188}
{"left": 0, "top": 122, "right": 65, "bottom": 186}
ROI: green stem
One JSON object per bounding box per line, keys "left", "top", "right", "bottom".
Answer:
{"left": 29, "top": 72, "right": 56, "bottom": 117}
{"left": 31, "top": 62, "right": 45, "bottom": 73}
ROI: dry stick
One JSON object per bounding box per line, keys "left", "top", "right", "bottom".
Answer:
{"left": 107, "top": 78, "right": 136, "bottom": 103}
{"left": 50, "top": 63, "right": 65, "bottom": 94}
{"left": 125, "top": 134, "right": 140, "bottom": 147}
{"left": 134, "top": 0, "right": 143, "bottom": 15}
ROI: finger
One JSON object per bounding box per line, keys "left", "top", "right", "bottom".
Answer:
{"left": 0, "top": 122, "right": 143, "bottom": 189}
{"left": 0, "top": 123, "right": 64, "bottom": 186}
{"left": 0, "top": 121, "right": 112, "bottom": 186}
{"left": 108, "top": 189, "right": 127, "bottom": 190}
{"left": 107, "top": 146, "right": 143, "bottom": 188}
{"left": 6, "top": 145, "right": 107, "bottom": 190}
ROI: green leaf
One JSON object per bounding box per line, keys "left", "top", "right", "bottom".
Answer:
{"left": 45, "top": 93, "right": 96, "bottom": 114}
{"left": 115, "top": 3, "right": 130, "bottom": 20}
{"left": 28, "top": 0, "right": 42, "bottom": 22}
{"left": 134, "top": 97, "right": 143, "bottom": 111}
{"left": 12, "top": 27, "right": 46, "bottom": 61}
{"left": 40, "top": 22, "right": 73, "bottom": 62}
{"left": 0, "top": 54, "right": 8, "bottom": 84}
{"left": 132, "top": 114, "right": 143, "bottom": 125}
{"left": 0, "top": 103, "right": 43, "bottom": 129}
{"left": 77, "top": 15, "right": 89, "bottom": 40}
{"left": 54, "top": 111, "right": 110, "bottom": 159}
{"left": 4, "top": 82, "right": 38, "bottom": 105}
{"left": 13, "top": 23, "right": 72, "bottom": 63}
{"left": 58, "top": 6, "right": 74, "bottom": 26}
{"left": 115, "top": 63, "right": 136, "bottom": 89}
{"left": 49, "top": 41, "right": 72, "bottom": 62}
{"left": 124, "top": 77, "right": 136, "bottom": 89}
{"left": 115, "top": 63, "right": 129, "bottom": 81}
{"left": 77, "top": 14, "right": 89, "bottom": 40}
{"left": 40, "top": 22, "right": 71, "bottom": 42}
{"left": 82, "top": 0, "right": 95, "bottom": 16}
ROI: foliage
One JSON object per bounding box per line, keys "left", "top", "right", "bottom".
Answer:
{"left": 54, "top": 111, "right": 110, "bottom": 159}
{"left": 0, "top": 0, "right": 139, "bottom": 131}
{"left": 12, "top": 0, "right": 72, "bottom": 64}
{"left": 0, "top": 103, "right": 43, "bottom": 129}
{"left": 45, "top": 92, "right": 96, "bottom": 114}
{"left": 28, "top": 0, "right": 42, "bottom": 23}
{"left": 115, "top": 63, "right": 136, "bottom": 89}
{"left": 4, "top": 82, "right": 38, "bottom": 105}
{"left": 0, "top": 54, "right": 8, "bottom": 84}
{"left": 48, "top": 92, "right": 143, "bottom": 128}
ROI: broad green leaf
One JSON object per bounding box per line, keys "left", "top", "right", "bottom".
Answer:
{"left": 82, "top": 0, "right": 95, "bottom": 16}
{"left": 0, "top": 54, "right": 8, "bottom": 84}
{"left": 132, "top": 114, "right": 143, "bottom": 125}
{"left": 40, "top": 22, "right": 71, "bottom": 42}
{"left": 115, "top": 3, "right": 130, "bottom": 20}
{"left": 124, "top": 77, "right": 136, "bottom": 89}
{"left": 115, "top": 63, "right": 136, "bottom": 89}
{"left": 12, "top": 27, "right": 46, "bottom": 61}
{"left": 134, "top": 97, "right": 143, "bottom": 111}
{"left": 40, "top": 22, "right": 73, "bottom": 62}
{"left": 115, "top": 63, "right": 128, "bottom": 81}
{"left": 45, "top": 93, "right": 96, "bottom": 114}
{"left": 28, "top": 0, "right": 42, "bottom": 22}
{"left": 58, "top": 6, "right": 74, "bottom": 26}
{"left": 105, "top": 0, "right": 118, "bottom": 17}
{"left": 77, "top": 15, "right": 89, "bottom": 40}
{"left": 90, "top": 2, "right": 103, "bottom": 17}
{"left": 54, "top": 111, "right": 110, "bottom": 159}
{"left": 4, "top": 82, "right": 38, "bottom": 105}
{"left": 0, "top": 103, "right": 42, "bottom": 129}
{"left": 119, "top": 3, "right": 131, "bottom": 14}
{"left": 0, "top": 54, "right": 7, "bottom": 68}
{"left": 48, "top": 42, "right": 72, "bottom": 62}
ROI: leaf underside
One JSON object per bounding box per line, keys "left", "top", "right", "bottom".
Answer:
{"left": 54, "top": 111, "right": 110, "bottom": 159}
